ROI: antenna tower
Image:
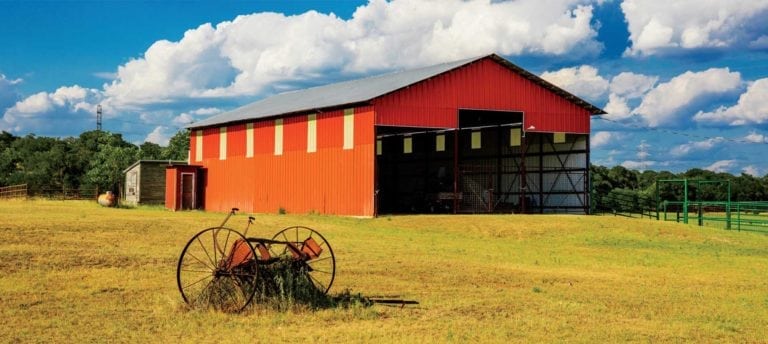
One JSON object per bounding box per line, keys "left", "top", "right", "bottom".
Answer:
{"left": 96, "top": 104, "right": 103, "bottom": 131}
{"left": 638, "top": 140, "right": 649, "bottom": 171}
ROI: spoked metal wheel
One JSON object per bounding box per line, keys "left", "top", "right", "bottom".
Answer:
{"left": 177, "top": 227, "right": 258, "bottom": 313}
{"left": 272, "top": 226, "right": 336, "bottom": 294}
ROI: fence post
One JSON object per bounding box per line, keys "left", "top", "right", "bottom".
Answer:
{"left": 698, "top": 205, "right": 703, "bottom": 227}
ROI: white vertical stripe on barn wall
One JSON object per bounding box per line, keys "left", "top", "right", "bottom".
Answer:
{"left": 246, "top": 123, "right": 254, "bottom": 158}
{"left": 471, "top": 131, "right": 482, "bottom": 149}
{"left": 307, "top": 114, "right": 317, "bottom": 153}
{"left": 554, "top": 132, "right": 566, "bottom": 143}
{"left": 195, "top": 130, "right": 203, "bottom": 162}
{"left": 403, "top": 136, "right": 413, "bottom": 154}
{"left": 219, "top": 127, "right": 227, "bottom": 160}
{"left": 274, "top": 119, "right": 283, "bottom": 156}
{"left": 343, "top": 108, "right": 354, "bottom": 150}
{"left": 510, "top": 128, "right": 521, "bottom": 147}
{"left": 436, "top": 134, "right": 445, "bottom": 152}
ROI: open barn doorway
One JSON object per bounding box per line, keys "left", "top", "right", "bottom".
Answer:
{"left": 375, "top": 109, "right": 524, "bottom": 214}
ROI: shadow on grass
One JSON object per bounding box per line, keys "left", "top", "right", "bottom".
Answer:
{"left": 180, "top": 257, "right": 414, "bottom": 314}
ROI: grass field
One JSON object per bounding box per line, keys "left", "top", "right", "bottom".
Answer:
{"left": 1, "top": 200, "right": 767, "bottom": 343}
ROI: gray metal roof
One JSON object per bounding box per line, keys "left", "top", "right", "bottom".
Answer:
{"left": 188, "top": 54, "right": 604, "bottom": 129}
{"left": 122, "top": 160, "right": 187, "bottom": 174}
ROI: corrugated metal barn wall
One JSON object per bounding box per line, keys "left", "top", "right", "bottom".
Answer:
{"left": 373, "top": 58, "right": 592, "bottom": 133}
{"left": 189, "top": 106, "right": 375, "bottom": 216}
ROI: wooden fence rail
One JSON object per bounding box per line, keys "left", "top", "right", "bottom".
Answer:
{"left": 0, "top": 184, "right": 28, "bottom": 199}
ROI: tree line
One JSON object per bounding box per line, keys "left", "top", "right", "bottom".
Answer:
{"left": 591, "top": 165, "right": 768, "bottom": 211}
{"left": 0, "top": 130, "right": 189, "bottom": 197}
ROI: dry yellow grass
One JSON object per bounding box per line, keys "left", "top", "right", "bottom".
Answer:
{"left": 1, "top": 199, "right": 766, "bottom": 343}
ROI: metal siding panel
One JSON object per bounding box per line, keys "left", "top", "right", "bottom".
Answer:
{"left": 227, "top": 124, "right": 247, "bottom": 158}
{"left": 202, "top": 128, "right": 219, "bottom": 160}
{"left": 374, "top": 59, "right": 590, "bottom": 133}
{"left": 200, "top": 107, "right": 375, "bottom": 216}
{"left": 165, "top": 167, "right": 177, "bottom": 210}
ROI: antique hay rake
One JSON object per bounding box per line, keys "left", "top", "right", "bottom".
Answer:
{"left": 176, "top": 208, "right": 336, "bottom": 312}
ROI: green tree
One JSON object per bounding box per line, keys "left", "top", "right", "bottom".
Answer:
{"left": 84, "top": 143, "right": 138, "bottom": 195}
{"left": 78, "top": 130, "right": 138, "bottom": 195}
{"left": 162, "top": 130, "right": 190, "bottom": 161}
{"left": 0, "top": 131, "right": 18, "bottom": 186}
{"left": 608, "top": 165, "right": 638, "bottom": 190}
{"left": 139, "top": 142, "right": 163, "bottom": 160}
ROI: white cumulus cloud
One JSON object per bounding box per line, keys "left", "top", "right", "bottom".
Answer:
{"left": 603, "top": 93, "right": 632, "bottom": 119}
{"left": 670, "top": 137, "right": 725, "bottom": 156}
{"left": 704, "top": 159, "right": 736, "bottom": 173}
{"left": 742, "top": 165, "right": 760, "bottom": 176}
{"left": 173, "top": 107, "right": 224, "bottom": 126}
{"left": 540, "top": 65, "right": 609, "bottom": 101}
{"left": 621, "top": 160, "right": 655, "bottom": 170}
{"left": 103, "top": 0, "right": 602, "bottom": 106}
{"left": 693, "top": 78, "right": 768, "bottom": 125}
{"left": 144, "top": 126, "right": 174, "bottom": 146}
{"left": 1, "top": 85, "right": 102, "bottom": 134}
{"left": 743, "top": 131, "right": 767, "bottom": 143}
{"left": 622, "top": 0, "right": 768, "bottom": 56}
{"left": 632, "top": 68, "right": 741, "bottom": 127}
{"left": 609, "top": 72, "right": 658, "bottom": 99}
{"left": 591, "top": 131, "right": 614, "bottom": 148}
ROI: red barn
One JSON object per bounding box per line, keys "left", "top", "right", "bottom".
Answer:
{"left": 179, "top": 54, "right": 604, "bottom": 216}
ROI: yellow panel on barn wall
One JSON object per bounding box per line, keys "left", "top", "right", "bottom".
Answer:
{"left": 436, "top": 134, "right": 445, "bottom": 152}
{"left": 471, "top": 131, "right": 481, "bottom": 149}
{"left": 404, "top": 136, "right": 413, "bottom": 154}
{"left": 554, "top": 132, "right": 566, "bottom": 143}
{"left": 219, "top": 127, "right": 227, "bottom": 160}
{"left": 274, "top": 119, "right": 283, "bottom": 156}
{"left": 195, "top": 130, "right": 203, "bottom": 162}
{"left": 307, "top": 114, "right": 317, "bottom": 153}
{"left": 376, "top": 139, "right": 382, "bottom": 155}
{"left": 246, "top": 123, "right": 254, "bottom": 158}
{"left": 510, "top": 127, "right": 521, "bottom": 147}
{"left": 343, "top": 108, "right": 354, "bottom": 150}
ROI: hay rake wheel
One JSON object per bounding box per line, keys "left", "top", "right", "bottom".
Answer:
{"left": 271, "top": 226, "right": 336, "bottom": 294}
{"left": 176, "top": 227, "right": 258, "bottom": 313}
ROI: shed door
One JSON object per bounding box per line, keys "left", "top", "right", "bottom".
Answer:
{"left": 181, "top": 173, "right": 195, "bottom": 210}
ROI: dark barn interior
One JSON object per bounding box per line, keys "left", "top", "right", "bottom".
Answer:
{"left": 375, "top": 109, "right": 589, "bottom": 214}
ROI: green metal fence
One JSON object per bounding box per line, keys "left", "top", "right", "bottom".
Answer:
{"left": 659, "top": 200, "right": 768, "bottom": 233}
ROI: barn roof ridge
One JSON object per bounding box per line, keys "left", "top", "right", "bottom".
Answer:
{"left": 188, "top": 54, "right": 604, "bottom": 129}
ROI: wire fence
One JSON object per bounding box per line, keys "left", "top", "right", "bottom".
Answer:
{"left": 0, "top": 184, "right": 28, "bottom": 199}
{"left": 0, "top": 184, "right": 100, "bottom": 201}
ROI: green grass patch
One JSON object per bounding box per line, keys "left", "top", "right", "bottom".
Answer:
{"left": 1, "top": 199, "right": 766, "bottom": 342}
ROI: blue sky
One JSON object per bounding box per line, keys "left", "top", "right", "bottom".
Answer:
{"left": 1, "top": 0, "right": 767, "bottom": 176}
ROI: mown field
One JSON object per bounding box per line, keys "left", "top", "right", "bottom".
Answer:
{"left": 1, "top": 200, "right": 766, "bottom": 343}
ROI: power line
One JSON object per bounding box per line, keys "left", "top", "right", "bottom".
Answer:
{"left": 593, "top": 115, "right": 768, "bottom": 145}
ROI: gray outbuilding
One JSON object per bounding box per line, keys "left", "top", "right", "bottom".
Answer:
{"left": 123, "top": 160, "right": 187, "bottom": 205}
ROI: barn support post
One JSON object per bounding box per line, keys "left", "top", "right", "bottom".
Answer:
{"left": 585, "top": 134, "right": 591, "bottom": 214}
{"left": 520, "top": 131, "right": 528, "bottom": 214}
{"left": 496, "top": 125, "right": 503, "bottom": 213}
{"left": 453, "top": 128, "right": 459, "bottom": 214}
{"left": 539, "top": 134, "right": 544, "bottom": 214}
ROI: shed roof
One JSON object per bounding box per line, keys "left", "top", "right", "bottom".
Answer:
{"left": 123, "top": 160, "right": 188, "bottom": 174}
{"left": 188, "top": 54, "right": 604, "bottom": 129}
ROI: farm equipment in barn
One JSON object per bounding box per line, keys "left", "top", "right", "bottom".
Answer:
{"left": 176, "top": 208, "right": 336, "bottom": 313}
